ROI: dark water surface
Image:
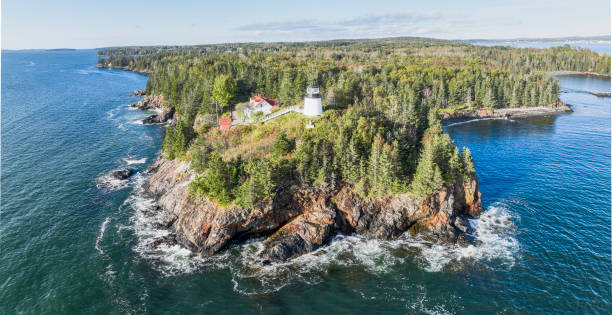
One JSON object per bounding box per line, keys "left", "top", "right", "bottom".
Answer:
{"left": 1, "top": 49, "right": 610, "bottom": 314}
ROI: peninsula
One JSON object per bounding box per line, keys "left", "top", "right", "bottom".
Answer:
{"left": 97, "top": 37, "right": 610, "bottom": 261}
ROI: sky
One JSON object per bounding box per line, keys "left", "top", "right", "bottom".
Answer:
{"left": 1, "top": 0, "right": 610, "bottom": 49}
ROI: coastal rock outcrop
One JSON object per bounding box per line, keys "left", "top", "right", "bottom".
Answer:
{"left": 143, "top": 108, "right": 175, "bottom": 124}
{"left": 142, "top": 159, "right": 483, "bottom": 262}
{"left": 131, "top": 89, "right": 146, "bottom": 96}
{"left": 111, "top": 168, "right": 133, "bottom": 180}
{"left": 131, "top": 95, "right": 164, "bottom": 110}
{"left": 440, "top": 101, "right": 572, "bottom": 125}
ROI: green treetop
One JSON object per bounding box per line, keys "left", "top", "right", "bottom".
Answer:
{"left": 212, "top": 75, "right": 238, "bottom": 110}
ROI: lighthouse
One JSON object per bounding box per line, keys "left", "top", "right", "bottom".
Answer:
{"left": 303, "top": 84, "right": 323, "bottom": 117}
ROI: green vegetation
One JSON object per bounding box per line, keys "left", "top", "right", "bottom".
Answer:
{"left": 212, "top": 75, "right": 237, "bottom": 111}
{"left": 98, "top": 37, "right": 610, "bottom": 206}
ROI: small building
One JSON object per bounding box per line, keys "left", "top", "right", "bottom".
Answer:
{"left": 244, "top": 94, "right": 279, "bottom": 117}
{"left": 219, "top": 117, "right": 232, "bottom": 131}
{"left": 303, "top": 84, "right": 323, "bottom": 117}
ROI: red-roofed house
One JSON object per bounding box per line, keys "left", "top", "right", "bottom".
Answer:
{"left": 243, "top": 94, "right": 278, "bottom": 118}
{"left": 219, "top": 118, "right": 232, "bottom": 131}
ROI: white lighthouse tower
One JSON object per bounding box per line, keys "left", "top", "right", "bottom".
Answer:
{"left": 303, "top": 84, "right": 323, "bottom": 117}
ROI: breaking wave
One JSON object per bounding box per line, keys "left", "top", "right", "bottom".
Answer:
{"left": 227, "top": 204, "right": 518, "bottom": 294}
{"left": 126, "top": 175, "right": 227, "bottom": 276}
{"left": 95, "top": 216, "right": 113, "bottom": 255}
{"left": 95, "top": 173, "right": 130, "bottom": 191}
{"left": 95, "top": 170, "right": 144, "bottom": 192}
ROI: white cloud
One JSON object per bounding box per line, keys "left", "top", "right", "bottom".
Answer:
{"left": 233, "top": 11, "right": 467, "bottom": 39}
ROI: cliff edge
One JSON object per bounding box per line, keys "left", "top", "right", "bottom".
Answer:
{"left": 142, "top": 158, "right": 482, "bottom": 262}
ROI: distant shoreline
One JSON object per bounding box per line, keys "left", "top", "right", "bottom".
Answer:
{"left": 441, "top": 102, "right": 572, "bottom": 126}
{"left": 548, "top": 71, "right": 610, "bottom": 78}
{"left": 95, "top": 64, "right": 152, "bottom": 75}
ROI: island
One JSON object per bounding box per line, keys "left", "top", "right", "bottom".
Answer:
{"left": 97, "top": 37, "right": 610, "bottom": 262}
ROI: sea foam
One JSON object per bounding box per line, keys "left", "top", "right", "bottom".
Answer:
{"left": 122, "top": 157, "right": 147, "bottom": 165}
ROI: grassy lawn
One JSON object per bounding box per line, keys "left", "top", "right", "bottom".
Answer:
{"left": 207, "top": 112, "right": 309, "bottom": 161}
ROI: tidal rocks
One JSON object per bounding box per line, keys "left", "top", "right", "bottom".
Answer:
{"left": 148, "top": 234, "right": 178, "bottom": 250}
{"left": 111, "top": 168, "right": 133, "bottom": 180}
{"left": 142, "top": 159, "right": 484, "bottom": 262}
{"left": 143, "top": 108, "right": 175, "bottom": 124}
{"left": 131, "top": 89, "right": 146, "bottom": 96}
{"left": 591, "top": 91, "right": 611, "bottom": 97}
{"left": 131, "top": 95, "right": 164, "bottom": 110}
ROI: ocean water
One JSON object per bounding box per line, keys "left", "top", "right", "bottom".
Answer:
{"left": 1, "top": 48, "right": 610, "bottom": 314}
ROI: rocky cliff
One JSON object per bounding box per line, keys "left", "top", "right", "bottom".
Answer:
{"left": 131, "top": 95, "right": 165, "bottom": 110}
{"left": 142, "top": 159, "right": 483, "bottom": 262}
{"left": 130, "top": 94, "right": 175, "bottom": 124}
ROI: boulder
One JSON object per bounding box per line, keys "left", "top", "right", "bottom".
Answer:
{"left": 111, "top": 168, "right": 133, "bottom": 180}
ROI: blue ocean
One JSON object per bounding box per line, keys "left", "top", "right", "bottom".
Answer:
{"left": 1, "top": 45, "right": 610, "bottom": 313}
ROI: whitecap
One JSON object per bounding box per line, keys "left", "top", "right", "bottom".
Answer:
{"left": 123, "top": 157, "right": 147, "bottom": 165}
{"left": 75, "top": 69, "right": 100, "bottom": 75}
{"left": 106, "top": 107, "right": 120, "bottom": 120}
{"left": 95, "top": 216, "right": 113, "bottom": 254}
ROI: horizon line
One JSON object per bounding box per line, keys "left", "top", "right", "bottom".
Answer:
{"left": 3, "top": 34, "right": 610, "bottom": 51}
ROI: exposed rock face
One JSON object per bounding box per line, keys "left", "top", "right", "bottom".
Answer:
{"left": 143, "top": 108, "right": 175, "bottom": 124}
{"left": 111, "top": 168, "right": 133, "bottom": 180}
{"left": 131, "top": 95, "right": 165, "bottom": 110}
{"left": 131, "top": 89, "right": 146, "bottom": 96}
{"left": 440, "top": 101, "right": 572, "bottom": 125}
{"left": 143, "top": 159, "right": 483, "bottom": 262}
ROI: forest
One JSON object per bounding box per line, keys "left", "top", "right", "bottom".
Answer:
{"left": 97, "top": 37, "right": 610, "bottom": 206}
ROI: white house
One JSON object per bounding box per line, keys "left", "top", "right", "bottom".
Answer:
{"left": 243, "top": 94, "right": 279, "bottom": 118}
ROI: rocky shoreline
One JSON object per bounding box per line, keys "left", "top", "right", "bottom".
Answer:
{"left": 591, "top": 91, "right": 611, "bottom": 97}
{"left": 440, "top": 101, "right": 572, "bottom": 126}
{"left": 130, "top": 93, "right": 175, "bottom": 124}
{"left": 140, "top": 159, "right": 483, "bottom": 263}
{"left": 95, "top": 64, "right": 153, "bottom": 75}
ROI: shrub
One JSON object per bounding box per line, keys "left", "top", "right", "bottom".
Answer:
{"left": 273, "top": 132, "right": 295, "bottom": 156}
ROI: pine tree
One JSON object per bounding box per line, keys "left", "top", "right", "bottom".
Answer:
{"left": 460, "top": 147, "right": 476, "bottom": 177}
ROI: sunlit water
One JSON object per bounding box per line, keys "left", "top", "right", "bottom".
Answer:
{"left": 1, "top": 48, "right": 610, "bottom": 314}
